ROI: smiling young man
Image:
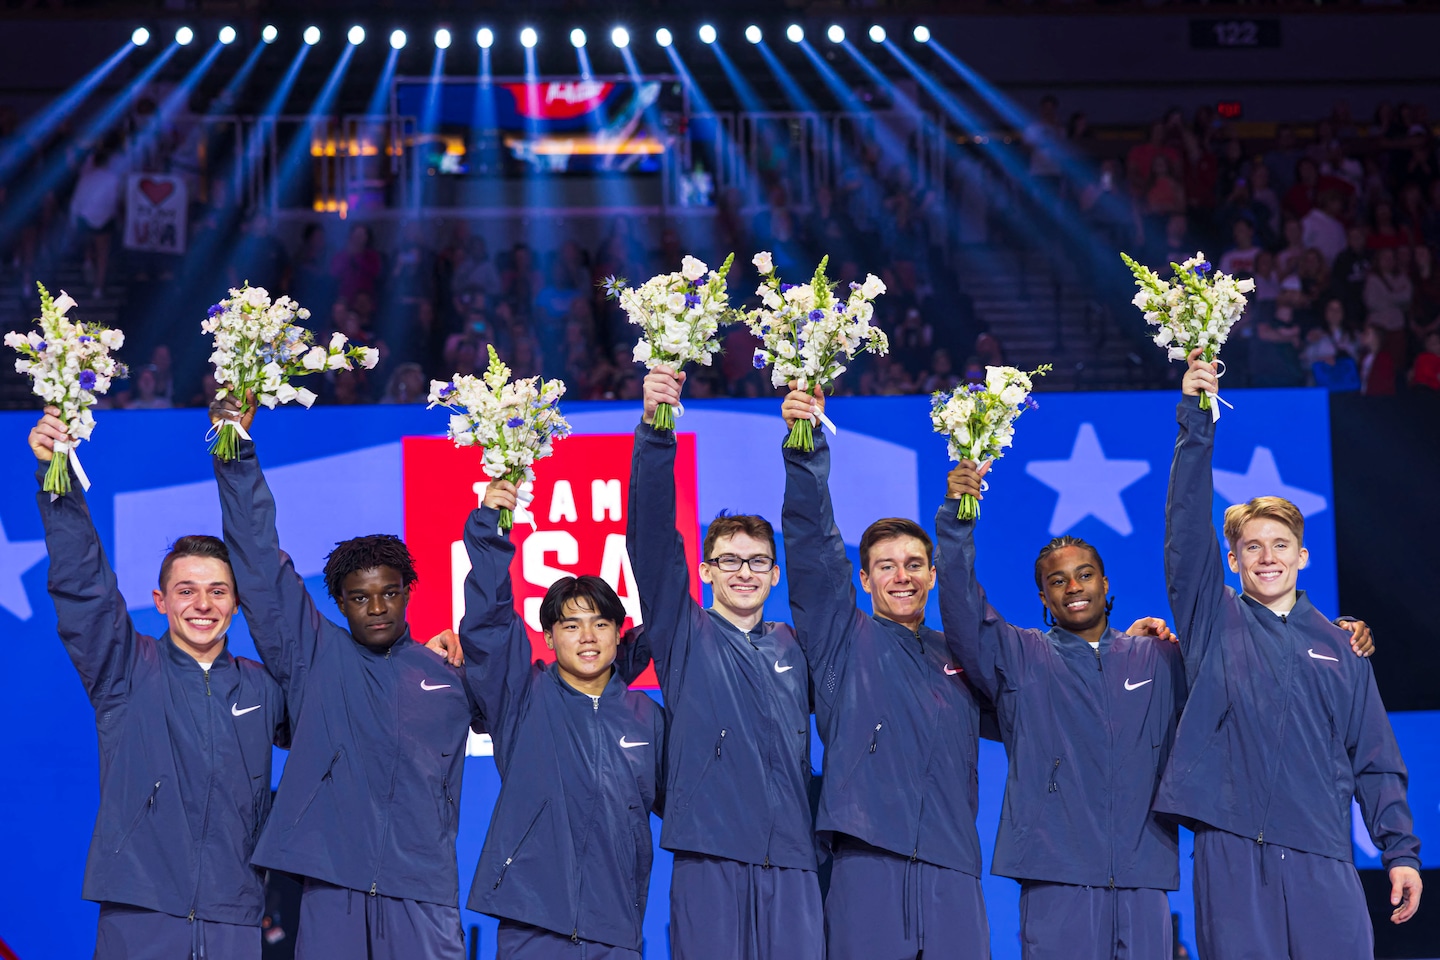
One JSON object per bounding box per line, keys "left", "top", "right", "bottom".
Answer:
{"left": 780, "top": 387, "right": 991, "bottom": 960}
{"left": 936, "top": 458, "right": 1188, "bottom": 960}
{"left": 30, "top": 408, "right": 287, "bottom": 959}
{"left": 210, "top": 403, "right": 479, "bottom": 960}
{"left": 618, "top": 367, "right": 821, "bottom": 960}
{"left": 1158, "top": 350, "right": 1422, "bottom": 958}
{"left": 460, "top": 479, "right": 664, "bottom": 958}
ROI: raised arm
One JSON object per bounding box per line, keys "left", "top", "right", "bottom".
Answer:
{"left": 619, "top": 367, "right": 702, "bottom": 690}
{"left": 1346, "top": 664, "right": 1423, "bottom": 922}
{"left": 779, "top": 387, "right": 861, "bottom": 700}
{"left": 934, "top": 462, "right": 1016, "bottom": 706}
{"left": 31, "top": 410, "right": 137, "bottom": 705}
{"left": 1165, "top": 354, "right": 1228, "bottom": 673}
{"left": 457, "top": 481, "right": 536, "bottom": 772}
{"left": 212, "top": 434, "right": 325, "bottom": 706}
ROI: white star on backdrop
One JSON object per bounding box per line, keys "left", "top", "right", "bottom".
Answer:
{"left": 1212, "top": 446, "right": 1328, "bottom": 517}
{"left": 0, "top": 514, "right": 47, "bottom": 620}
{"left": 1025, "top": 423, "right": 1153, "bottom": 536}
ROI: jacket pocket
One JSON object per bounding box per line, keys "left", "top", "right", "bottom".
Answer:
{"left": 493, "top": 800, "right": 549, "bottom": 890}
{"left": 1046, "top": 756, "right": 1063, "bottom": 794}
{"left": 114, "top": 778, "right": 164, "bottom": 853}
{"left": 1175, "top": 703, "right": 1232, "bottom": 783}
{"left": 293, "top": 748, "right": 344, "bottom": 826}
{"left": 839, "top": 720, "right": 884, "bottom": 792}
{"left": 439, "top": 773, "right": 457, "bottom": 840}
{"left": 679, "top": 728, "right": 728, "bottom": 809}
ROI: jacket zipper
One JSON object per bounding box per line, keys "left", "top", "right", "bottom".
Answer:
{"left": 715, "top": 728, "right": 728, "bottom": 759}
{"left": 370, "top": 649, "right": 400, "bottom": 896}
{"left": 1097, "top": 643, "right": 1116, "bottom": 889}
{"left": 571, "top": 694, "right": 603, "bottom": 942}
{"left": 868, "top": 722, "right": 882, "bottom": 753}
{"left": 494, "top": 800, "right": 549, "bottom": 888}
{"left": 190, "top": 668, "right": 218, "bottom": 922}
{"left": 294, "top": 749, "right": 343, "bottom": 825}
{"left": 115, "top": 778, "right": 163, "bottom": 852}
{"left": 1048, "top": 757, "right": 1062, "bottom": 793}
{"left": 1255, "top": 614, "right": 1295, "bottom": 847}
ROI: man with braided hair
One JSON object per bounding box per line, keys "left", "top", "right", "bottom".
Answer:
{"left": 210, "top": 400, "right": 481, "bottom": 960}
{"left": 937, "top": 458, "right": 1376, "bottom": 960}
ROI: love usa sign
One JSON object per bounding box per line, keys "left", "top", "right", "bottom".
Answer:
{"left": 123, "top": 173, "right": 188, "bottom": 255}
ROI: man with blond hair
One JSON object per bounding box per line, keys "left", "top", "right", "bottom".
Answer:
{"left": 1158, "top": 348, "right": 1422, "bottom": 958}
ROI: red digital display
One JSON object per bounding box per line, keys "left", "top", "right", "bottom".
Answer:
{"left": 402, "top": 433, "right": 703, "bottom": 688}
{"left": 1216, "top": 100, "right": 1243, "bottom": 119}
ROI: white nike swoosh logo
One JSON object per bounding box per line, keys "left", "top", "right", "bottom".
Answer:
{"left": 943, "top": 664, "right": 959, "bottom": 676}
{"left": 231, "top": 703, "right": 262, "bottom": 717}
{"left": 618, "top": 737, "right": 650, "bottom": 749}
{"left": 1123, "top": 679, "right": 1153, "bottom": 691}
{"left": 420, "top": 680, "right": 452, "bottom": 691}
{"left": 1308, "top": 648, "right": 1339, "bottom": 662}
{"left": 773, "top": 661, "right": 794, "bottom": 673}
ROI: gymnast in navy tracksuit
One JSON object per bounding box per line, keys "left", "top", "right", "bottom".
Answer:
{"left": 780, "top": 387, "right": 991, "bottom": 960}
{"left": 618, "top": 367, "right": 822, "bottom": 960}
{"left": 460, "top": 479, "right": 665, "bottom": 959}
{"left": 936, "top": 459, "right": 1186, "bottom": 960}
{"left": 30, "top": 410, "right": 287, "bottom": 960}
{"left": 214, "top": 434, "right": 479, "bottom": 960}
{"left": 1158, "top": 355, "right": 1423, "bottom": 958}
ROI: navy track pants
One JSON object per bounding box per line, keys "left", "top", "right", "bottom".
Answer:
{"left": 495, "top": 920, "right": 641, "bottom": 959}
{"left": 292, "top": 878, "right": 465, "bottom": 960}
{"left": 668, "top": 852, "right": 824, "bottom": 960}
{"left": 1018, "top": 882, "right": 1171, "bottom": 960}
{"left": 94, "top": 902, "right": 258, "bottom": 960}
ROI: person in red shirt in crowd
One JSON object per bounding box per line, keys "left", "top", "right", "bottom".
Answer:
{"left": 1127, "top": 122, "right": 1183, "bottom": 194}
{"left": 1283, "top": 158, "right": 1355, "bottom": 220}
{"left": 1359, "top": 324, "right": 1398, "bottom": 396}
{"left": 1410, "top": 332, "right": 1440, "bottom": 390}
{"left": 1367, "top": 202, "right": 1417, "bottom": 252}
{"left": 330, "top": 224, "right": 382, "bottom": 304}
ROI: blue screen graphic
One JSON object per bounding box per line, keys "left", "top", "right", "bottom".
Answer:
{"left": 0, "top": 389, "right": 1429, "bottom": 960}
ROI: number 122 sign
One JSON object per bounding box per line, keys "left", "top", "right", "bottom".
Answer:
{"left": 402, "top": 433, "right": 702, "bottom": 689}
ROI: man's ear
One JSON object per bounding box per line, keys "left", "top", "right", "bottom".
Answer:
{"left": 543, "top": 630, "right": 555, "bottom": 650}
{"left": 858, "top": 568, "right": 873, "bottom": 596}
{"left": 1298, "top": 547, "right": 1310, "bottom": 570}
{"left": 768, "top": 566, "right": 780, "bottom": 587}
{"left": 698, "top": 562, "right": 714, "bottom": 586}
{"left": 153, "top": 588, "right": 167, "bottom": 614}
{"left": 1227, "top": 551, "right": 1240, "bottom": 574}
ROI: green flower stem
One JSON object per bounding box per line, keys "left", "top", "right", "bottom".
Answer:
{"left": 654, "top": 402, "right": 676, "bottom": 432}
{"left": 498, "top": 507, "right": 514, "bottom": 532}
{"left": 784, "top": 418, "right": 814, "bottom": 452}
{"left": 43, "top": 451, "right": 71, "bottom": 496}
{"left": 209, "top": 422, "right": 241, "bottom": 461}
{"left": 956, "top": 493, "right": 980, "bottom": 521}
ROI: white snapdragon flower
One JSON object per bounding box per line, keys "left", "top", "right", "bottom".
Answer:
{"left": 752, "top": 251, "right": 774, "bottom": 274}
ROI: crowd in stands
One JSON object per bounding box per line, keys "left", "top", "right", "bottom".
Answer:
{"left": 2, "top": 94, "right": 1439, "bottom": 408}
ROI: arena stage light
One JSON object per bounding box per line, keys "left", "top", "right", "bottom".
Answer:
{"left": 655, "top": 28, "right": 673, "bottom": 47}
{"left": 745, "top": 25, "right": 762, "bottom": 44}
{"left": 868, "top": 24, "right": 887, "bottom": 43}
{"left": 175, "top": 26, "right": 194, "bottom": 46}
{"left": 218, "top": 26, "right": 237, "bottom": 45}
{"left": 827, "top": 25, "right": 845, "bottom": 44}
{"left": 786, "top": 24, "right": 804, "bottom": 43}
{"left": 698, "top": 24, "right": 717, "bottom": 45}
{"left": 520, "top": 27, "right": 538, "bottom": 49}
{"left": 390, "top": 29, "right": 407, "bottom": 50}
{"left": 611, "top": 27, "right": 630, "bottom": 48}
{"left": 131, "top": 27, "right": 150, "bottom": 46}
{"left": 570, "top": 28, "right": 587, "bottom": 48}
{"left": 261, "top": 24, "right": 278, "bottom": 44}
{"left": 347, "top": 25, "right": 365, "bottom": 46}
{"left": 477, "top": 27, "right": 494, "bottom": 49}
{"left": 434, "top": 28, "right": 451, "bottom": 49}
{"left": 303, "top": 26, "right": 321, "bottom": 46}
{"left": 913, "top": 25, "right": 931, "bottom": 43}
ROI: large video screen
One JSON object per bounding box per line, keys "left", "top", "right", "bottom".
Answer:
{"left": 0, "top": 390, "right": 1430, "bottom": 960}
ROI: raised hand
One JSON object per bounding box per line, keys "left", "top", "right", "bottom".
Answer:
{"left": 946, "top": 460, "right": 991, "bottom": 502}
{"left": 424, "top": 629, "right": 464, "bottom": 667}
{"left": 642, "top": 365, "right": 686, "bottom": 427}
{"left": 28, "top": 405, "right": 66, "bottom": 462}
{"left": 483, "top": 479, "right": 519, "bottom": 513}
{"left": 781, "top": 383, "right": 825, "bottom": 429}
{"left": 1181, "top": 347, "right": 1219, "bottom": 398}
{"left": 209, "top": 390, "right": 257, "bottom": 436}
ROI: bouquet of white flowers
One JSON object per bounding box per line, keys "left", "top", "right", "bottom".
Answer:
{"left": 601, "top": 253, "right": 735, "bottom": 431}
{"left": 1121, "top": 251, "right": 1254, "bottom": 416}
{"left": 428, "top": 344, "right": 571, "bottom": 531}
{"left": 931, "top": 364, "right": 1051, "bottom": 520}
{"left": 746, "top": 253, "right": 889, "bottom": 451}
{"left": 5, "top": 284, "right": 127, "bottom": 495}
{"left": 202, "top": 284, "right": 378, "bottom": 460}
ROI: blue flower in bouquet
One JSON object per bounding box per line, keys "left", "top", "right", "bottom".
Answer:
{"left": 506, "top": 416, "right": 525, "bottom": 428}
{"left": 1190, "top": 260, "right": 1212, "bottom": 277}
{"left": 600, "top": 275, "right": 628, "bottom": 299}
{"left": 685, "top": 293, "right": 701, "bottom": 309}
{"left": 35, "top": 340, "right": 46, "bottom": 352}
{"left": 809, "top": 309, "right": 825, "bottom": 322}
{"left": 79, "top": 370, "right": 96, "bottom": 390}
{"left": 834, "top": 303, "right": 846, "bottom": 315}
{"left": 207, "top": 303, "right": 225, "bottom": 319}
{"left": 438, "top": 382, "right": 456, "bottom": 399}
{"left": 780, "top": 283, "right": 794, "bottom": 293}
{"left": 78, "top": 335, "right": 92, "bottom": 343}
{"left": 753, "top": 349, "right": 767, "bottom": 369}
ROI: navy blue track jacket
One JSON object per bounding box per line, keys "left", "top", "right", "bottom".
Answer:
{"left": 1155, "top": 397, "right": 1420, "bottom": 872}
{"left": 38, "top": 465, "right": 288, "bottom": 925}
{"left": 215, "top": 441, "right": 480, "bottom": 905}
{"left": 782, "top": 435, "right": 987, "bottom": 875}
{"left": 936, "top": 507, "right": 1187, "bottom": 890}
{"left": 459, "top": 505, "right": 665, "bottom": 950}
{"left": 618, "top": 422, "right": 815, "bottom": 871}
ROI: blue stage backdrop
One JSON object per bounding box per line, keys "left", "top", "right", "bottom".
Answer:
{"left": 0, "top": 389, "right": 1430, "bottom": 960}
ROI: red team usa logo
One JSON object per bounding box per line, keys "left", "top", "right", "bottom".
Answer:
{"left": 401, "top": 433, "right": 702, "bottom": 689}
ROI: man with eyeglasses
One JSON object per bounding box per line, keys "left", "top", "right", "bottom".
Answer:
{"left": 619, "top": 367, "right": 822, "bottom": 960}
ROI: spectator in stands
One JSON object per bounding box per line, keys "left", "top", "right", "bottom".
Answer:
{"left": 501, "top": 242, "right": 542, "bottom": 319}
{"left": 918, "top": 348, "right": 961, "bottom": 394}
{"left": 1079, "top": 159, "right": 1142, "bottom": 251}
{"left": 229, "top": 212, "right": 289, "bottom": 295}
{"left": 754, "top": 184, "right": 805, "bottom": 275}
{"left": 1218, "top": 218, "right": 1261, "bottom": 277}
{"left": 1248, "top": 161, "right": 1282, "bottom": 241}
{"left": 69, "top": 133, "right": 125, "bottom": 299}
{"left": 380, "top": 363, "right": 426, "bottom": 404}
{"left": 1328, "top": 226, "right": 1371, "bottom": 324}
{"left": 1423, "top": 181, "right": 1440, "bottom": 248}
{"left": 1410, "top": 245, "right": 1440, "bottom": 341}
{"left": 1410, "top": 332, "right": 1440, "bottom": 390}
{"left": 1363, "top": 247, "right": 1413, "bottom": 362}
{"left": 1143, "top": 155, "right": 1186, "bottom": 221}
{"left": 127, "top": 365, "right": 172, "bottom": 410}
{"left": 388, "top": 220, "right": 437, "bottom": 309}
{"left": 1292, "top": 249, "right": 1331, "bottom": 329}
{"left": 1127, "top": 122, "right": 1182, "bottom": 195}
{"left": 1283, "top": 158, "right": 1323, "bottom": 219}
{"left": 290, "top": 223, "right": 333, "bottom": 323}
{"left": 1252, "top": 280, "right": 1305, "bottom": 387}
{"left": 1265, "top": 125, "right": 1305, "bottom": 197}
{"left": 147, "top": 345, "right": 174, "bottom": 406}
{"left": 1301, "top": 191, "right": 1348, "bottom": 267}
{"left": 1359, "top": 324, "right": 1398, "bottom": 396}
{"left": 1024, "top": 94, "right": 1065, "bottom": 204}
{"left": 330, "top": 224, "right": 381, "bottom": 304}
{"left": 1302, "top": 299, "right": 1361, "bottom": 391}
{"left": 1396, "top": 182, "right": 1429, "bottom": 241}
{"left": 1368, "top": 201, "right": 1416, "bottom": 251}
{"left": 1275, "top": 218, "right": 1306, "bottom": 277}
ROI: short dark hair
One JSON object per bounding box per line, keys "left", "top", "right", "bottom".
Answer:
{"left": 703, "top": 511, "right": 776, "bottom": 560}
{"left": 323, "top": 535, "right": 418, "bottom": 601}
{"left": 159, "top": 535, "right": 233, "bottom": 591}
{"left": 1033, "top": 536, "right": 1106, "bottom": 588}
{"left": 859, "top": 518, "right": 933, "bottom": 572}
{"left": 539, "top": 576, "right": 626, "bottom": 633}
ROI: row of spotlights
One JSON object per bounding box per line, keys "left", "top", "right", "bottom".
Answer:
{"left": 129, "top": 22, "right": 933, "bottom": 49}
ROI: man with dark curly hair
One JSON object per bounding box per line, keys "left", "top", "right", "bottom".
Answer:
{"left": 210, "top": 399, "right": 480, "bottom": 960}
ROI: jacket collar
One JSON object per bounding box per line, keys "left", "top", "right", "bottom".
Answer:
{"left": 704, "top": 606, "right": 776, "bottom": 642}
{"left": 1048, "top": 624, "right": 1123, "bottom": 660}
{"left": 351, "top": 626, "right": 414, "bottom": 658}
{"left": 546, "top": 661, "right": 629, "bottom": 701}
{"left": 160, "top": 631, "right": 234, "bottom": 672}
{"left": 1239, "top": 589, "right": 1315, "bottom": 620}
